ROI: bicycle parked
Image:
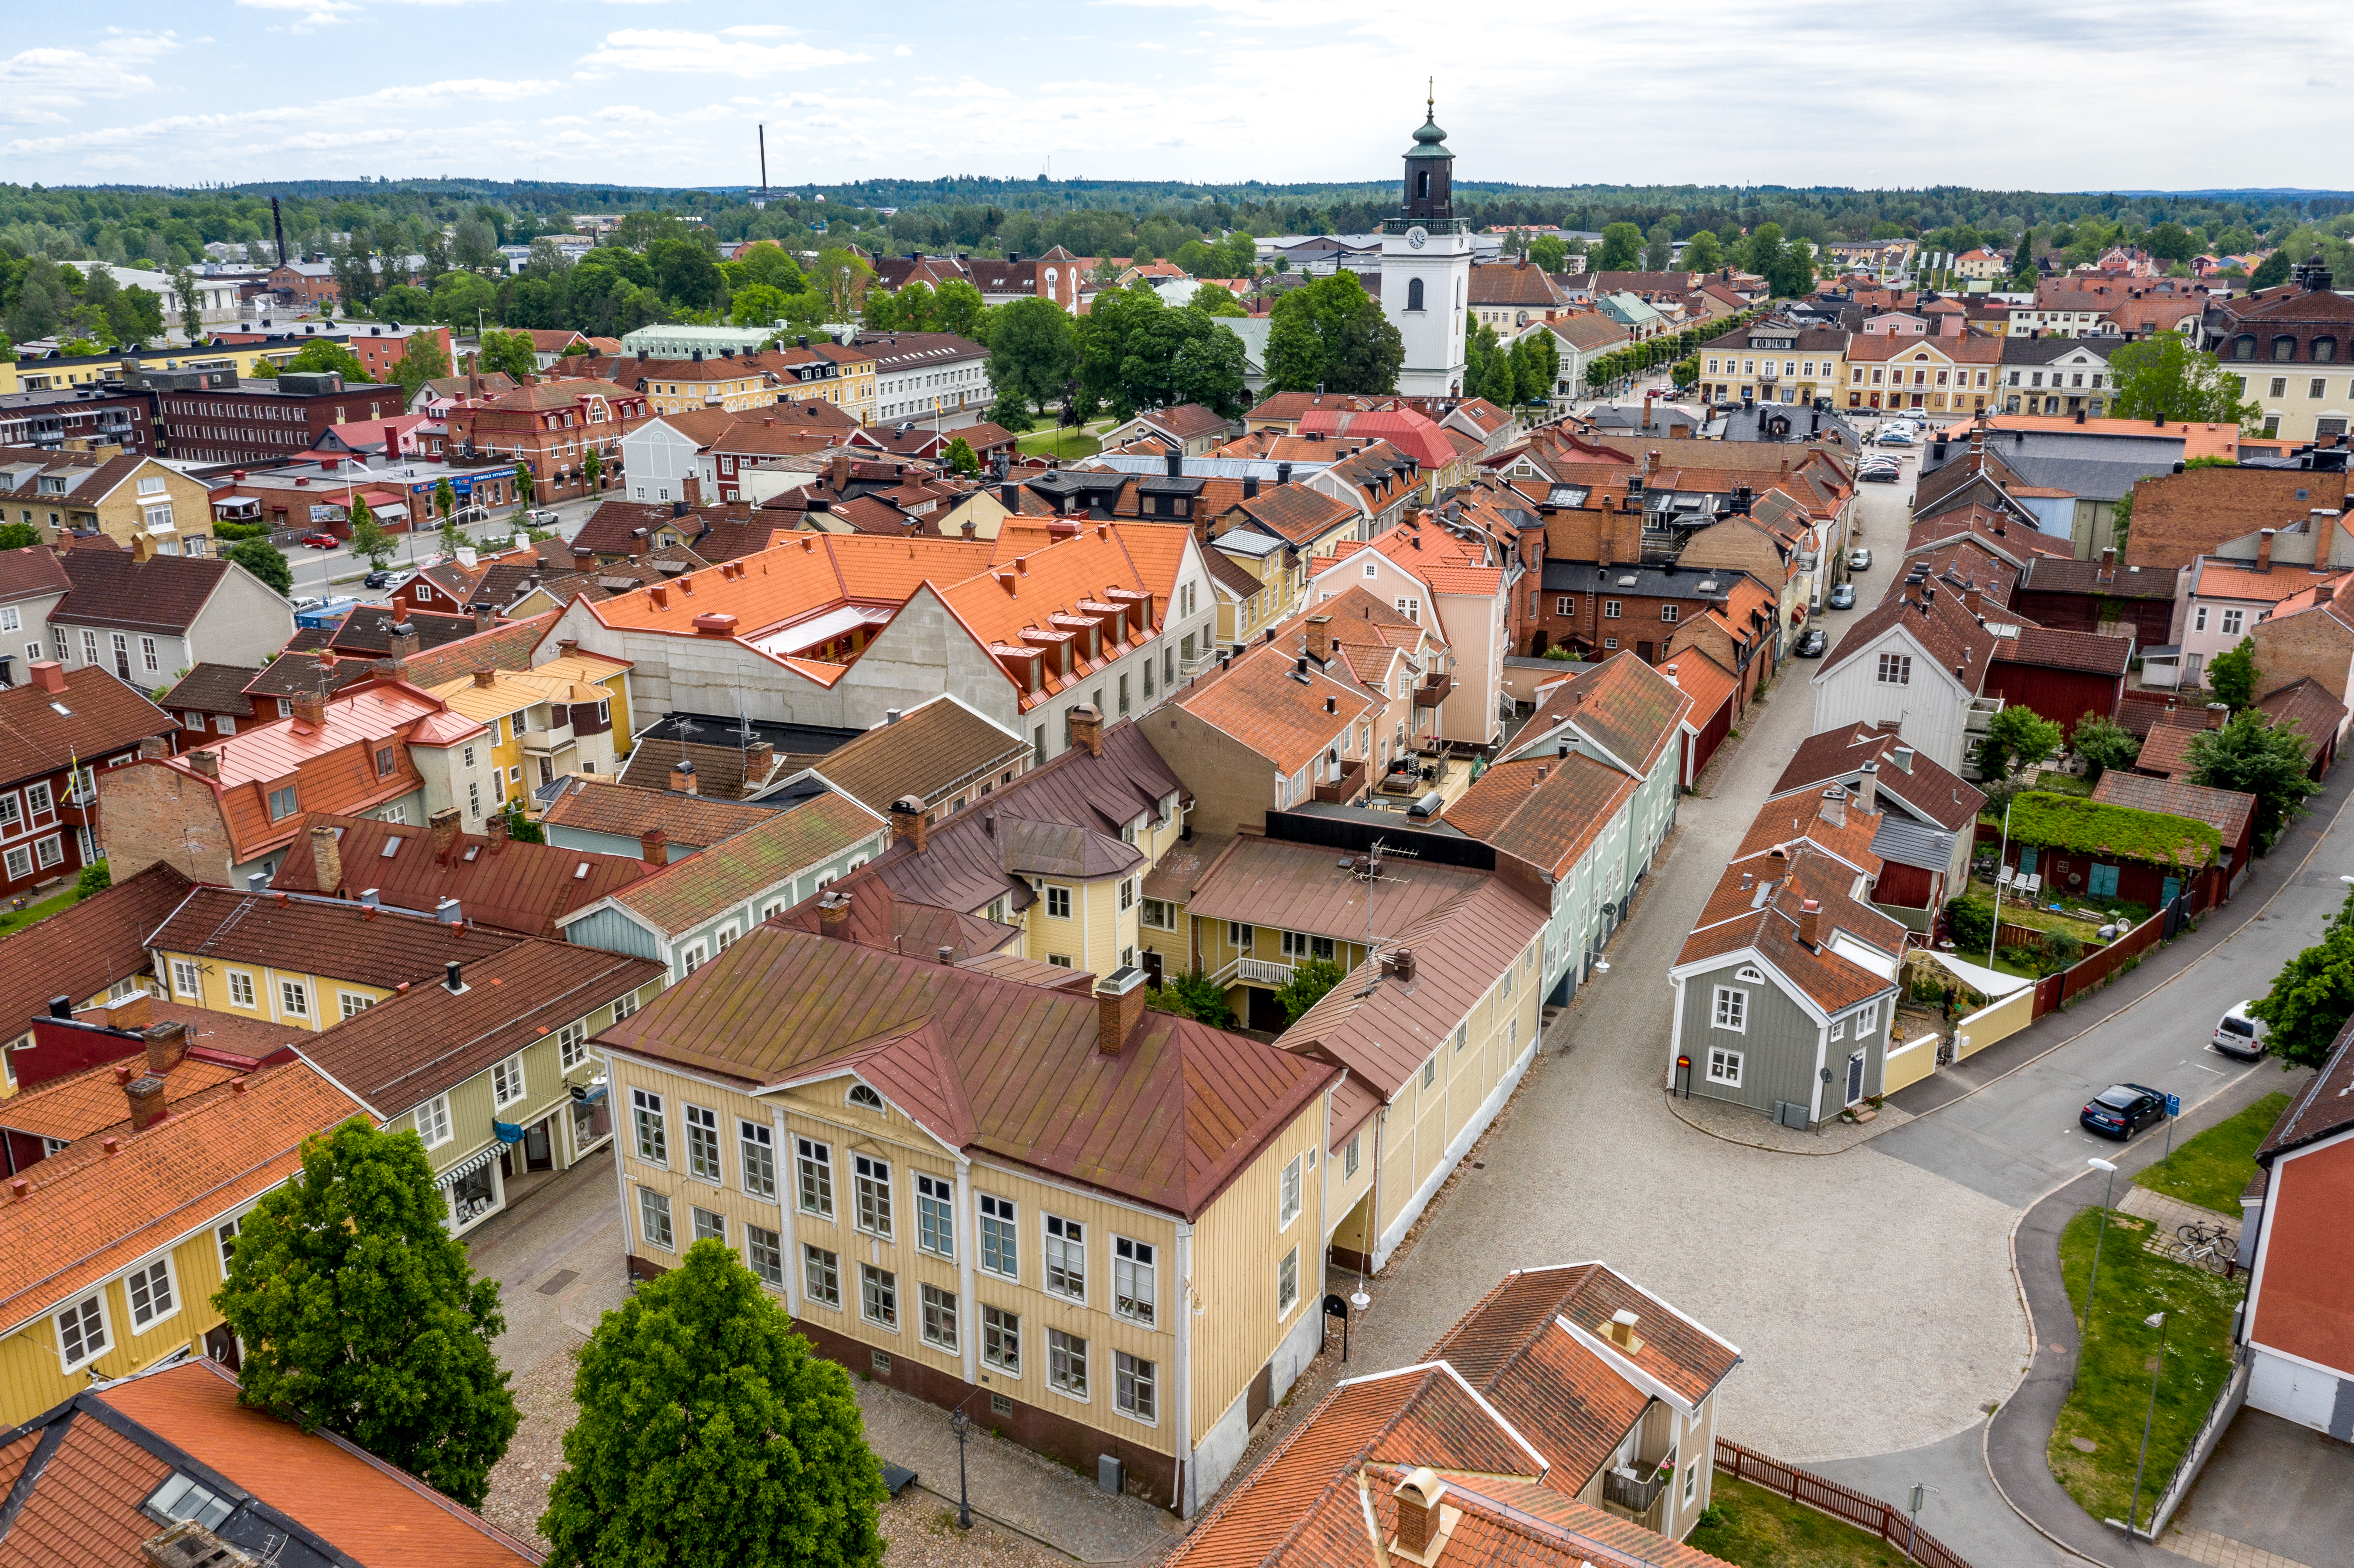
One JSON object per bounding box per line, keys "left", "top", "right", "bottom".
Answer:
{"left": 2168, "top": 1221, "right": 2238, "bottom": 1272}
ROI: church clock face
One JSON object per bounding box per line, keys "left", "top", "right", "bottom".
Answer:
{"left": 1406, "top": 227, "right": 1428, "bottom": 249}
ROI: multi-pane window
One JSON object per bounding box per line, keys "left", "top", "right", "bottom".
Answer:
{"left": 740, "top": 1121, "right": 776, "bottom": 1201}
{"left": 920, "top": 1283, "right": 958, "bottom": 1351}
{"left": 693, "top": 1206, "right": 725, "bottom": 1244}
{"left": 279, "top": 980, "right": 309, "bottom": 1018}
{"left": 126, "top": 1259, "right": 175, "bottom": 1328}
{"left": 416, "top": 1095, "right": 452, "bottom": 1148}
{"left": 980, "top": 1194, "right": 1018, "bottom": 1279}
{"left": 1048, "top": 1328, "right": 1088, "bottom": 1398}
{"left": 983, "top": 1305, "right": 1021, "bottom": 1375}
{"left": 170, "top": 959, "right": 200, "bottom": 998}
{"left": 1277, "top": 1246, "right": 1300, "bottom": 1317}
{"left": 796, "top": 1138, "right": 834, "bottom": 1215}
{"left": 1113, "top": 1237, "right": 1155, "bottom": 1326}
{"left": 632, "top": 1088, "right": 667, "bottom": 1164}
{"left": 1344, "top": 1134, "right": 1361, "bottom": 1178}
{"left": 216, "top": 1217, "right": 241, "bottom": 1270}
{"left": 1875, "top": 652, "right": 1911, "bottom": 686}
{"left": 1707, "top": 1047, "right": 1743, "bottom": 1086}
{"left": 1279, "top": 1157, "right": 1302, "bottom": 1229}
{"left": 1856, "top": 1001, "right": 1879, "bottom": 1034}
{"left": 1116, "top": 1352, "right": 1157, "bottom": 1422}
{"left": 492, "top": 1054, "right": 525, "bottom": 1107}
{"left": 557, "top": 1021, "right": 588, "bottom": 1070}
{"left": 639, "top": 1188, "right": 674, "bottom": 1250}
{"left": 56, "top": 1293, "right": 107, "bottom": 1370}
{"left": 854, "top": 1154, "right": 893, "bottom": 1237}
{"left": 860, "top": 1264, "right": 898, "bottom": 1330}
{"left": 339, "top": 992, "right": 372, "bottom": 1020}
{"left": 1713, "top": 986, "right": 1747, "bottom": 1032}
{"left": 803, "top": 1245, "right": 842, "bottom": 1308}
{"left": 684, "top": 1104, "right": 721, "bottom": 1182}
{"left": 1044, "top": 1215, "right": 1085, "bottom": 1301}
{"left": 1044, "top": 885, "right": 1071, "bottom": 919}
{"left": 745, "top": 1224, "right": 783, "bottom": 1287}
{"left": 916, "top": 1173, "right": 955, "bottom": 1259}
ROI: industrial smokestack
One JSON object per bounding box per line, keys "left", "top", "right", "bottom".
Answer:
{"left": 758, "top": 124, "right": 768, "bottom": 197}
{"left": 271, "top": 196, "right": 288, "bottom": 266}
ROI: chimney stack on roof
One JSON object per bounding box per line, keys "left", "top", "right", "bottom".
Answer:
{"left": 670, "top": 757, "right": 698, "bottom": 795}
{"left": 428, "top": 806, "right": 463, "bottom": 863}
{"left": 309, "top": 822, "right": 342, "bottom": 893}
{"left": 289, "top": 688, "right": 326, "bottom": 732}
{"left": 1305, "top": 614, "right": 1332, "bottom": 664}
{"left": 640, "top": 825, "right": 668, "bottom": 866}
{"left": 144, "top": 1020, "right": 189, "bottom": 1077}
{"left": 1096, "top": 964, "right": 1146, "bottom": 1056}
{"left": 1856, "top": 760, "right": 1880, "bottom": 813}
{"left": 1069, "top": 703, "right": 1104, "bottom": 758}
{"left": 1820, "top": 786, "right": 1847, "bottom": 829}
{"left": 1393, "top": 1470, "right": 1447, "bottom": 1557}
{"left": 817, "top": 889, "right": 853, "bottom": 937}
{"left": 1797, "top": 897, "right": 1821, "bottom": 950}
{"left": 889, "top": 794, "right": 929, "bottom": 853}
{"left": 2258, "top": 527, "right": 2276, "bottom": 573}
{"left": 125, "top": 1073, "right": 167, "bottom": 1134}
{"left": 30, "top": 661, "right": 66, "bottom": 695}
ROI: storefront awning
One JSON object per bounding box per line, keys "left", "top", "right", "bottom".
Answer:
{"left": 435, "top": 1143, "right": 502, "bottom": 1188}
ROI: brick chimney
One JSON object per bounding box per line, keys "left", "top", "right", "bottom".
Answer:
{"left": 1096, "top": 964, "right": 1146, "bottom": 1056}
{"left": 1068, "top": 703, "right": 1104, "bottom": 758}
{"left": 30, "top": 660, "right": 65, "bottom": 695}
{"left": 816, "top": 889, "right": 853, "bottom": 937}
{"left": 485, "top": 809, "right": 509, "bottom": 847}
{"left": 428, "top": 806, "right": 463, "bottom": 862}
{"left": 640, "top": 826, "right": 669, "bottom": 865}
{"left": 144, "top": 1020, "right": 189, "bottom": 1076}
{"left": 309, "top": 822, "right": 342, "bottom": 892}
{"left": 1797, "top": 897, "right": 1821, "bottom": 950}
{"left": 472, "top": 605, "right": 494, "bottom": 634}
{"left": 744, "top": 740, "right": 774, "bottom": 781}
{"left": 889, "top": 794, "right": 929, "bottom": 852}
{"left": 187, "top": 750, "right": 220, "bottom": 780}
{"left": 831, "top": 448, "right": 852, "bottom": 494}
{"left": 139, "top": 734, "right": 168, "bottom": 760}
{"left": 126, "top": 1073, "right": 168, "bottom": 1133}
{"left": 1393, "top": 1470, "right": 1447, "bottom": 1556}
{"left": 290, "top": 689, "right": 326, "bottom": 731}
{"left": 1305, "top": 614, "right": 1332, "bottom": 663}
{"left": 2258, "top": 527, "right": 2276, "bottom": 573}
{"left": 99, "top": 990, "right": 153, "bottom": 1032}
{"left": 669, "top": 757, "right": 698, "bottom": 794}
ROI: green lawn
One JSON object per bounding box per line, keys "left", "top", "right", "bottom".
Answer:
{"left": 1686, "top": 1476, "right": 1916, "bottom": 1568}
{"left": 0, "top": 882, "right": 85, "bottom": 937}
{"left": 2135, "top": 1093, "right": 2289, "bottom": 1215}
{"left": 2048, "top": 1208, "right": 2242, "bottom": 1531}
{"left": 1015, "top": 428, "right": 1103, "bottom": 461}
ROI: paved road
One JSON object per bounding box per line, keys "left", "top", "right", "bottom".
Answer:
{"left": 281, "top": 493, "right": 600, "bottom": 601}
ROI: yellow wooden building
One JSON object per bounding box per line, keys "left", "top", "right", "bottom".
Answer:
{"left": 428, "top": 651, "right": 634, "bottom": 804}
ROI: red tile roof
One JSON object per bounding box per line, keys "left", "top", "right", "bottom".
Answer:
{"left": 2089, "top": 770, "right": 2255, "bottom": 850}
{"left": 1994, "top": 625, "right": 2133, "bottom": 677}
{"left": 0, "top": 665, "right": 175, "bottom": 791}
{"left": 0, "top": 862, "right": 195, "bottom": 1046}
{"left": 1675, "top": 843, "right": 1904, "bottom": 1014}
{"left": 146, "top": 886, "right": 522, "bottom": 990}
{"left": 1444, "top": 753, "right": 1634, "bottom": 879}
{"left": 267, "top": 811, "right": 655, "bottom": 937}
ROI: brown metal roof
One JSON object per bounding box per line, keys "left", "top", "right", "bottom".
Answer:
{"left": 598, "top": 925, "right": 1335, "bottom": 1220}
{"left": 1674, "top": 844, "right": 1904, "bottom": 1014}
{"left": 803, "top": 696, "right": 1026, "bottom": 816}
{"left": 1183, "top": 834, "right": 1491, "bottom": 940}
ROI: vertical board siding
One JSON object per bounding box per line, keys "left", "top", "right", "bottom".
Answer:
{"left": 1188, "top": 1100, "right": 1326, "bottom": 1441}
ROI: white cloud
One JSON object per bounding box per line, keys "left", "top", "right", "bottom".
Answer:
{"left": 894, "top": 44, "right": 912, "bottom": 56}
{"left": 578, "top": 28, "right": 863, "bottom": 76}
{"left": 233, "top": 0, "right": 362, "bottom": 28}
{"left": 0, "top": 32, "right": 179, "bottom": 122}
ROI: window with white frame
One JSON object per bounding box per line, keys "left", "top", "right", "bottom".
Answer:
{"left": 631, "top": 1088, "right": 667, "bottom": 1164}
{"left": 983, "top": 1305, "right": 1020, "bottom": 1375}
{"left": 797, "top": 1137, "right": 833, "bottom": 1215}
{"left": 916, "top": 1173, "right": 955, "bottom": 1259}
{"left": 55, "top": 1292, "right": 107, "bottom": 1370}
{"left": 215, "top": 1215, "right": 242, "bottom": 1271}
{"left": 1421, "top": 1054, "right": 1437, "bottom": 1089}
{"left": 684, "top": 1104, "right": 721, "bottom": 1182}
{"left": 853, "top": 1154, "right": 892, "bottom": 1237}
{"left": 737, "top": 1121, "right": 775, "bottom": 1201}
{"left": 1344, "top": 1133, "right": 1361, "bottom": 1178}
{"left": 1829, "top": 1016, "right": 1846, "bottom": 1040}
{"left": 1706, "top": 1047, "right": 1744, "bottom": 1086}
{"left": 338, "top": 991, "right": 373, "bottom": 1020}
{"left": 860, "top": 1263, "right": 898, "bottom": 1330}
{"left": 492, "top": 1053, "right": 526, "bottom": 1107}
{"left": 1278, "top": 1156, "right": 1302, "bottom": 1229}
{"left": 1113, "top": 1236, "right": 1156, "bottom": 1326}
{"left": 279, "top": 980, "right": 309, "bottom": 1018}
{"left": 1044, "top": 1214, "right": 1085, "bottom": 1301}
{"left": 639, "top": 1188, "right": 674, "bottom": 1250}
{"left": 846, "top": 1083, "right": 884, "bottom": 1112}
{"left": 1116, "top": 1351, "right": 1157, "bottom": 1422}
{"left": 1856, "top": 1000, "right": 1878, "bottom": 1035}
{"left": 416, "top": 1094, "right": 452, "bottom": 1148}
{"left": 1712, "top": 986, "right": 1747, "bottom": 1032}
{"left": 979, "top": 1193, "right": 1018, "bottom": 1279}
{"left": 1043, "top": 884, "right": 1071, "bottom": 919}
{"left": 1277, "top": 1245, "right": 1300, "bottom": 1317}
{"left": 803, "top": 1244, "right": 842, "bottom": 1308}
{"left": 170, "top": 959, "right": 200, "bottom": 998}
{"left": 920, "top": 1283, "right": 958, "bottom": 1351}
{"left": 125, "top": 1257, "right": 176, "bottom": 1328}
{"left": 693, "top": 1206, "right": 725, "bottom": 1245}
{"left": 1876, "top": 652, "right": 1912, "bottom": 686}
{"left": 745, "top": 1224, "right": 784, "bottom": 1287}
{"left": 1048, "top": 1327, "right": 1088, "bottom": 1398}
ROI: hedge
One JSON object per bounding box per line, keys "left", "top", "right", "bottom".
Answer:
{"left": 2003, "top": 790, "right": 2221, "bottom": 870}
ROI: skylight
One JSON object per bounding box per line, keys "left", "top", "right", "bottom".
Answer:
{"left": 146, "top": 1472, "right": 235, "bottom": 1531}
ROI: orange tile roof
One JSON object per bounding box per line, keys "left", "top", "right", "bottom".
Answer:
{"left": 2193, "top": 562, "right": 2343, "bottom": 604}
{"left": 0, "top": 1049, "right": 248, "bottom": 1146}
{"left": 1676, "top": 842, "right": 1904, "bottom": 1014}
{"left": 0, "top": 1061, "right": 366, "bottom": 1336}
{"left": 1668, "top": 648, "right": 1739, "bottom": 725}
{"left": 1175, "top": 639, "right": 1374, "bottom": 774}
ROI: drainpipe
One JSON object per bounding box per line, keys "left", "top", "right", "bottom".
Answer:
{"left": 1175, "top": 1220, "right": 1195, "bottom": 1515}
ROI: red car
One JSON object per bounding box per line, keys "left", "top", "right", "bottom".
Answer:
{"left": 299, "top": 532, "right": 340, "bottom": 549}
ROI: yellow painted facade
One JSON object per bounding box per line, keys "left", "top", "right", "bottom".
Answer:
{"left": 1002, "top": 799, "right": 1184, "bottom": 976}
{"left": 150, "top": 944, "right": 395, "bottom": 1033}
{"left": 643, "top": 370, "right": 780, "bottom": 418}
{"left": 428, "top": 655, "right": 632, "bottom": 807}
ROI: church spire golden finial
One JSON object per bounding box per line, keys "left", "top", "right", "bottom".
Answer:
{"left": 1427, "top": 78, "right": 1434, "bottom": 119}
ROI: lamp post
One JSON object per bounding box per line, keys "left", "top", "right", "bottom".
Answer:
{"left": 948, "top": 1402, "right": 973, "bottom": 1529}
{"left": 2127, "top": 1311, "right": 2169, "bottom": 1536}
{"left": 2082, "top": 1157, "right": 2120, "bottom": 1343}
{"left": 1987, "top": 794, "right": 2014, "bottom": 972}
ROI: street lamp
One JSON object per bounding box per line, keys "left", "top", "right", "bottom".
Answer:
{"left": 2127, "top": 1311, "right": 2169, "bottom": 1536}
{"left": 2081, "top": 1157, "right": 2120, "bottom": 1343}
{"left": 948, "top": 1402, "right": 973, "bottom": 1530}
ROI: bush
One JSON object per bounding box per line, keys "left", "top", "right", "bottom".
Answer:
{"left": 75, "top": 862, "right": 111, "bottom": 899}
{"left": 1945, "top": 893, "right": 1995, "bottom": 954}
{"left": 1146, "top": 968, "right": 1235, "bottom": 1029}
{"left": 210, "top": 519, "right": 268, "bottom": 542}
{"left": 2044, "top": 929, "right": 2084, "bottom": 968}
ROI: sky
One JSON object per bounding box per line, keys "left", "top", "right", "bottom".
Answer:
{"left": 4, "top": 3, "right": 2351, "bottom": 194}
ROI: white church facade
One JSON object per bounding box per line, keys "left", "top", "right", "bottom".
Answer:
{"left": 1377, "top": 101, "right": 1474, "bottom": 397}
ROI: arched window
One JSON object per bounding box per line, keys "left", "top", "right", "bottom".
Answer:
{"left": 1416, "top": 170, "right": 1430, "bottom": 200}
{"left": 2315, "top": 338, "right": 2338, "bottom": 363}
{"left": 2273, "top": 336, "right": 2299, "bottom": 361}
{"left": 1406, "top": 278, "right": 1424, "bottom": 312}
{"left": 2232, "top": 335, "right": 2256, "bottom": 360}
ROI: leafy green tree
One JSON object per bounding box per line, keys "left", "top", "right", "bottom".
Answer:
{"left": 932, "top": 278, "right": 988, "bottom": 338}
{"left": 730, "top": 282, "right": 792, "bottom": 328}
{"left": 1643, "top": 222, "right": 1676, "bottom": 272}
{"left": 347, "top": 496, "right": 395, "bottom": 569}
{"left": 1668, "top": 356, "right": 1700, "bottom": 390}
{"left": 281, "top": 339, "right": 369, "bottom": 383}
{"left": 2249, "top": 886, "right": 2354, "bottom": 1068}
{"left": 2205, "top": 635, "right": 2259, "bottom": 709}
{"left": 540, "top": 1239, "right": 883, "bottom": 1568}
{"left": 985, "top": 296, "right": 1078, "bottom": 427}
{"left": 502, "top": 801, "right": 545, "bottom": 844}
{"left": 988, "top": 390, "right": 1036, "bottom": 434}
{"left": 227, "top": 539, "right": 293, "bottom": 597}
{"left": 582, "top": 448, "right": 602, "bottom": 492}
{"left": 477, "top": 329, "right": 537, "bottom": 382}
{"left": 1977, "top": 704, "right": 2063, "bottom": 784}
{"left": 75, "top": 861, "right": 112, "bottom": 899}
{"left": 730, "top": 241, "right": 806, "bottom": 295}
{"left": 2144, "top": 222, "right": 2195, "bottom": 264}
{"left": 431, "top": 270, "right": 498, "bottom": 329}
{"left": 0, "top": 522, "right": 40, "bottom": 550}
{"left": 1528, "top": 235, "right": 1569, "bottom": 273}
{"left": 2188, "top": 708, "right": 2319, "bottom": 850}
{"left": 647, "top": 237, "right": 726, "bottom": 312}
{"left": 1944, "top": 894, "right": 1996, "bottom": 954}
{"left": 514, "top": 462, "right": 537, "bottom": 507}
{"left": 1262, "top": 270, "right": 1402, "bottom": 394}
{"left": 815, "top": 248, "right": 876, "bottom": 320}
{"left": 2250, "top": 250, "right": 2291, "bottom": 290}
{"left": 388, "top": 334, "right": 452, "bottom": 399}
{"left": 1594, "top": 223, "right": 1643, "bottom": 272}
{"left": 942, "top": 435, "right": 980, "bottom": 477}
{"left": 1189, "top": 282, "right": 1247, "bottom": 317}
{"left": 375, "top": 283, "right": 434, "bottom": 324}
{"left": 2109, "top": 335, "right": 2262, "bottom": 428}
{"left": 170, "top": 266, "right": 204, "bottom": 341}
{"left": 2070, "top": 713, "right": 2141, "bottom": 784}
{"left": 1681, "top": 231, "right": 1723, "bottom": 273}
{"left": 1275, "top": 957, "right": 1347, "bottom": 1025}
{"left": 215, "top": 1120, "right": 517, "bottom": 1505}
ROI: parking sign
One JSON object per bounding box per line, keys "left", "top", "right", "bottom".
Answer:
{"left": 2165, "top": 1093, "right": 2181, "bottom": 1118}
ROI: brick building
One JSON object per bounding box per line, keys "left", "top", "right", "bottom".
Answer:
{"left": 150, "top": 370, "right": 409, "bottom": 466}
{"left": 339, "top": 322, "right": 454, "bottom": 388}
{"left": 444, "top": 378, "right": 652, "bottom": 505}
{"left": 0, "top": 388, "right": 152, "bottom": 455}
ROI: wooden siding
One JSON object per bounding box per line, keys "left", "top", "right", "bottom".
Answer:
{"left": 149, "top": 946, "right": 392, "bottom": 1033}
{"left": 1676, "top": 957, "right": 1827, "bottom": 1121}
{"left": 1186, "top": 1098, "right": 1326, "bottom": 1447}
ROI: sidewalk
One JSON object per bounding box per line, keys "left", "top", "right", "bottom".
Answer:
{"left": 1891, "top": 758, "right": 2354, "bottom": 1121}
{"left": 1982, "top": 1069, "right": 2295, "bottom": 1568}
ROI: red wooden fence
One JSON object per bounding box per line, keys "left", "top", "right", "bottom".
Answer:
{"left": 1715, "top": 1438, "right": 1976, "bottom": 1568}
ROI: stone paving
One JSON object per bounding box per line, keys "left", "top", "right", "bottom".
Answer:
{"left": 2119, "top": 1184, "right": 2242, "bottom": 1265}
{"left": 2164, "top": 1524, "right": 2322, "bottom": 1568}
{"left": 1665, "top": 1082, "right": 1914, "bottom": 1154}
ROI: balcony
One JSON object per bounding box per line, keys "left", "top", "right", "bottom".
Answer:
{"left": 1180, "top": 648, "right": 1220, "bottom": 679}
{"left": 1963, "top": 695, "right": 2005, "bottom": 733}
{"left": 518, "top": 721, "right": 574, "bottom": 754}
{"left": 1600, "top": 1469, "right": 1668, "bottom": 1531}
{"left": 1312, "top": 759, "right": 1367, "bottom": 804}
{"left": 1413, "top": 673, "right": 1455, "bottom": 708}
{"left": 1207, "top": 955, "right": 1296, "bottom": 988}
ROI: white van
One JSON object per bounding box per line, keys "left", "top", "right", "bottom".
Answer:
{"left": 2211, "top": 1002, "right": 2269, "bottom": 1061}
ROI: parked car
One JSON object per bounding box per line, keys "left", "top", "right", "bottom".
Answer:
{"left": 526, "top": 508, "right": 562, "bottom": 526}
{"left": 362, "top": 569, "right": 397, "bottom": 590}
{"left": 2211, "top": 1002, "right": 2269, "bottom": 1061}
{"left": 2080, "top": 1083, "right": 2167, "bottom": 1140}
{"left": 1848, "top": 548, "right": 1873, "bottom": 570}
{"left": 1876, "top": 429, "right": 1916, "bottom": 447}
{"left": 299, "top": 532, "right": 339, "bottom": 549}
{"left": 1828, "top": 584, "right": 1857, "bottom": 609}
{"left": 1794, "top": 627, "right": 1828, "bottom": 658}
{"left": 1859, "top": 464, "right": 1902, "bottom": 483}
{"left": 288, "top": 595, "right": 322, "bottom": 613}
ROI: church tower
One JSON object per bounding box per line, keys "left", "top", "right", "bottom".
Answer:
{"left": 1379, "top": 88, "right": 1473, "bottom": 398}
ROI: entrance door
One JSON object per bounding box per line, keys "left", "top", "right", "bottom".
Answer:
{"left": 1844, "top": 1052, "right": 1865, "bottom": 1107}
{"left": 524, "top": 1117, "right": 554, "bottom": 1172}
{"left": 2161, "top": 876, "right": 2182, "bottom": 907}
{"left": 1141, "top": 948, "right": 1164, "bottom": 989}
{"left": 204, "top": 1323, "right": 241, "bottom": 1372}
